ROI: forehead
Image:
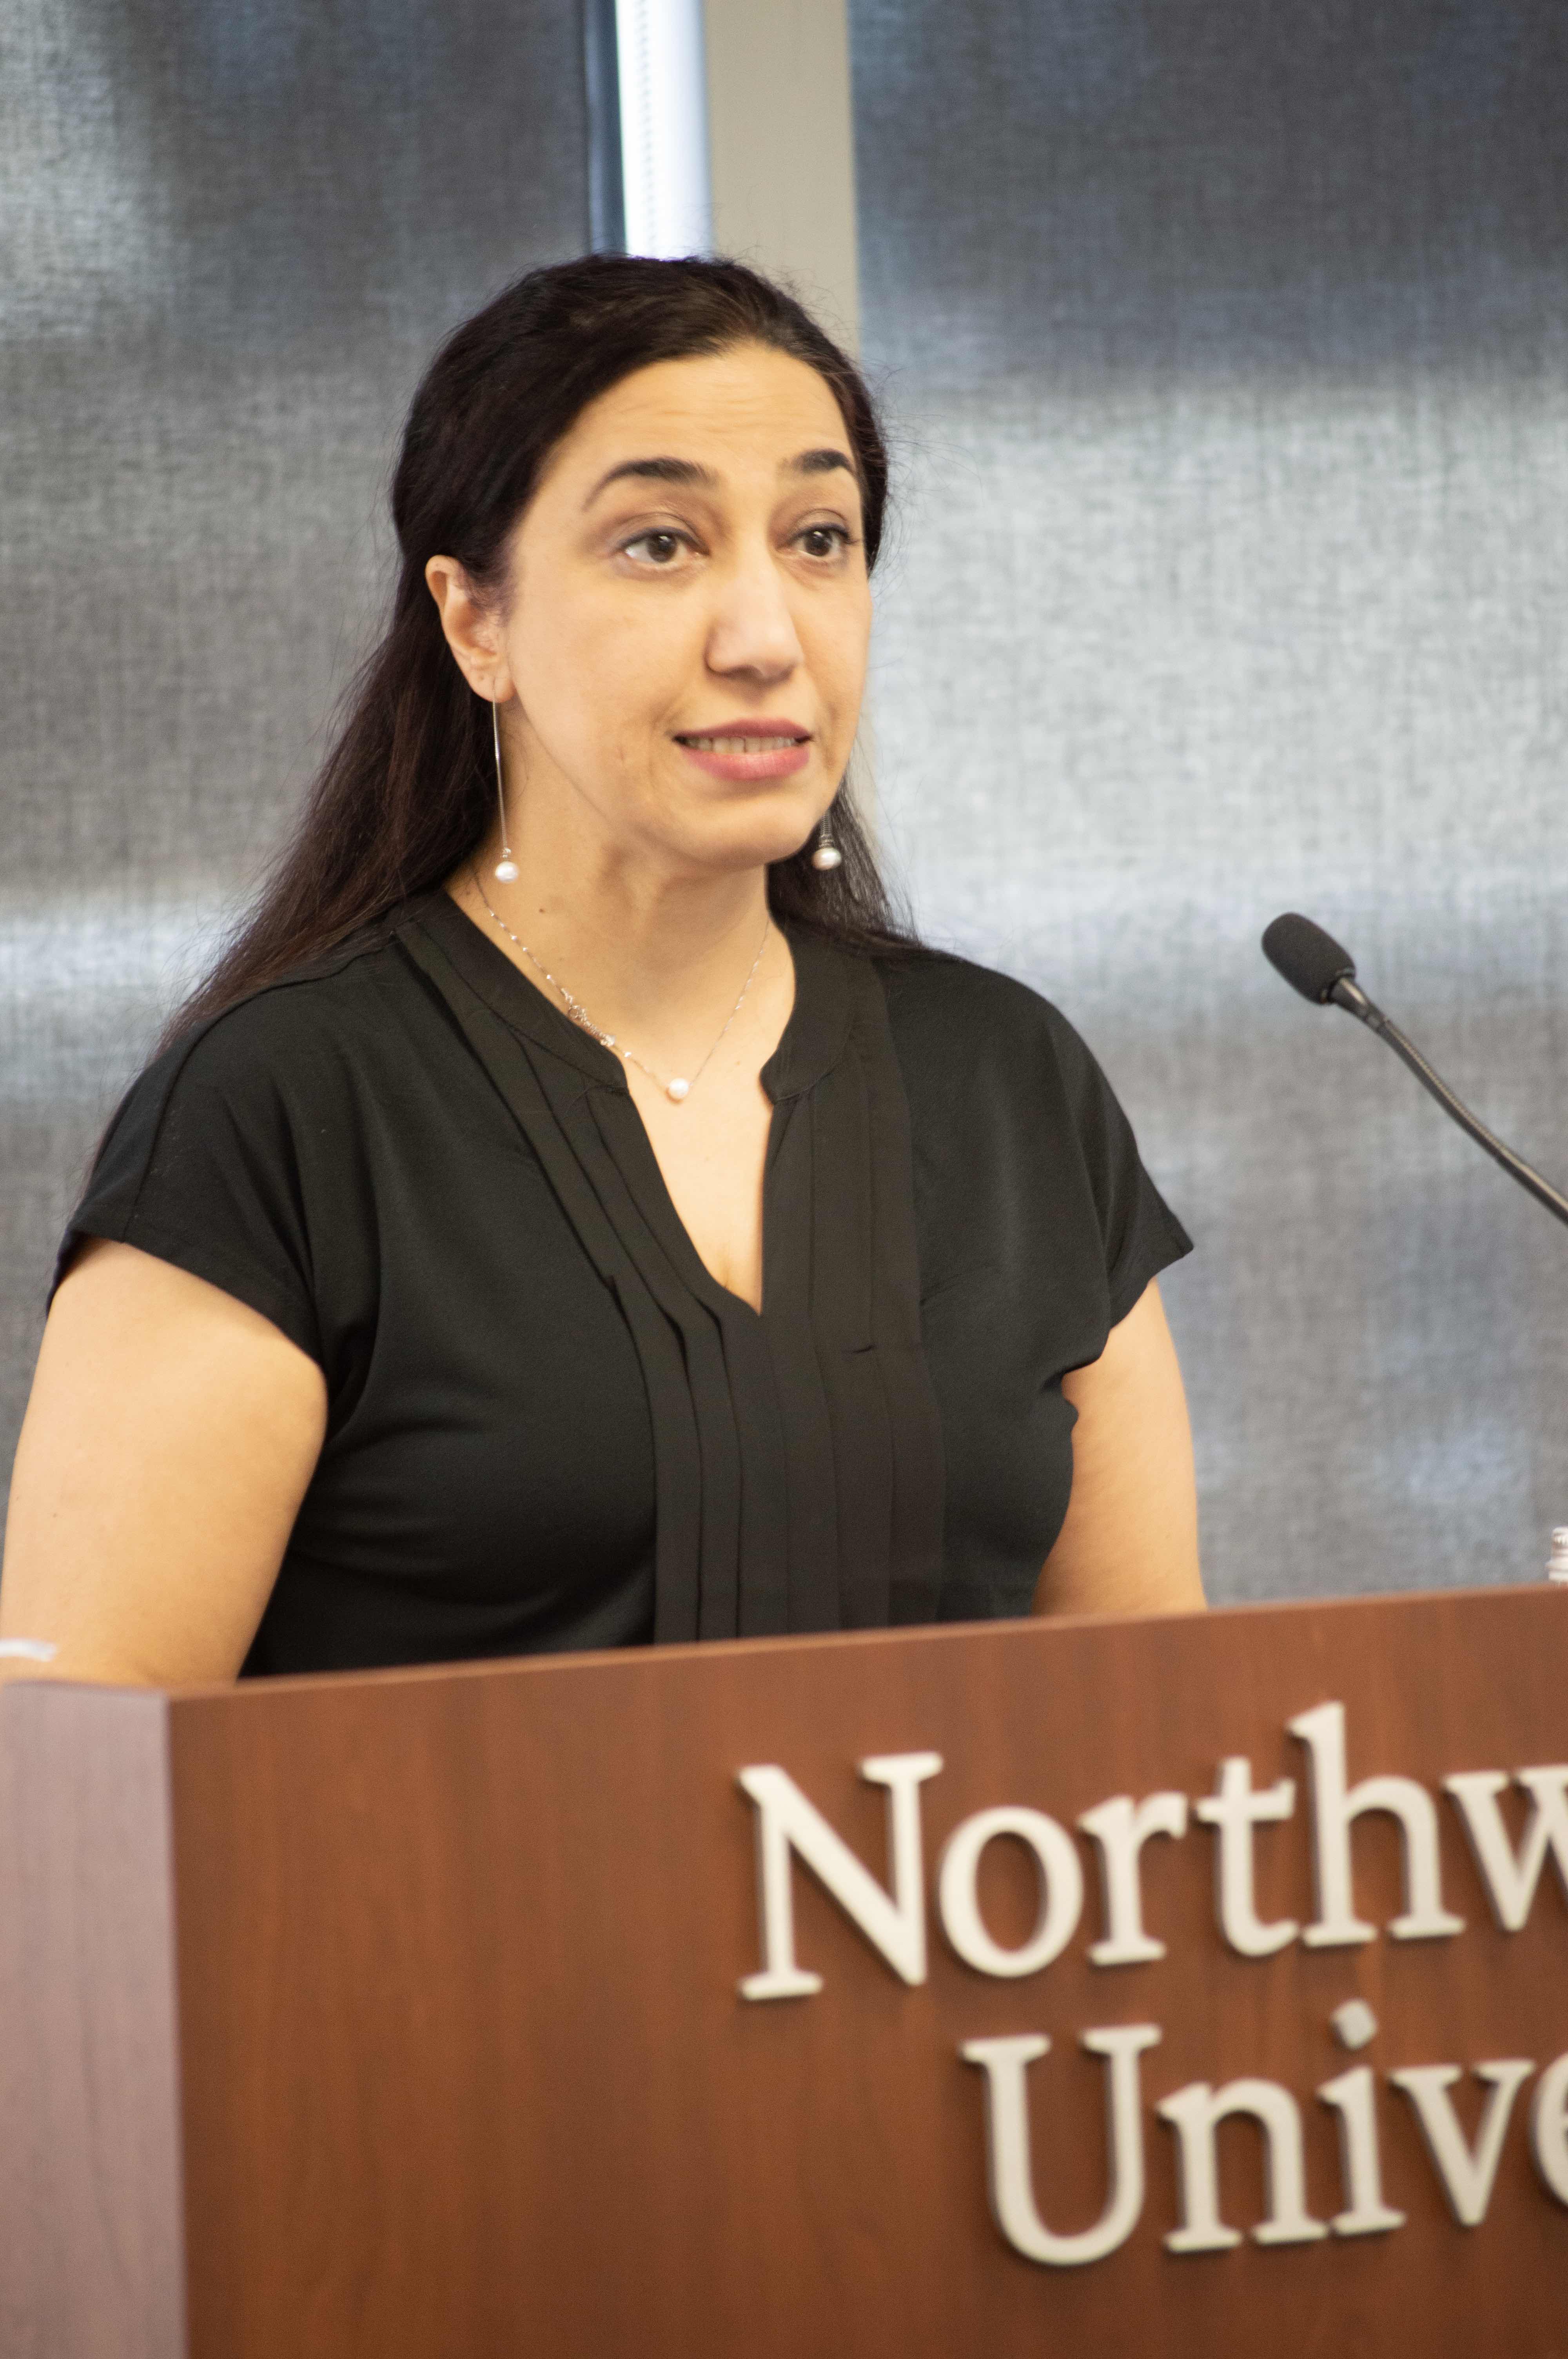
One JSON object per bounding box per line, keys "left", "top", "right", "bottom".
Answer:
{"left": 541, "top": 344, "right": 854, "bottom": 493}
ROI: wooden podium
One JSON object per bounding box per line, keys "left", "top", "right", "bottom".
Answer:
{"left": 3, "top": 1585, "right": 1566, "bottom": 2357}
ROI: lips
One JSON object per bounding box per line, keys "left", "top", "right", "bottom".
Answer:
{"left": 673, "top": 722, "right": 813, "bottom": 783}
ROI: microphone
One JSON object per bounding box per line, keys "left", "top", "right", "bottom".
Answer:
{"left": 1261, "top": 912, "right": 1568, "bottom": 1231}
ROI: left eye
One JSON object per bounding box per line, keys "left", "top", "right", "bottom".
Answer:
{"left": 797, "top": 525, "right": 846, "bottom": 558}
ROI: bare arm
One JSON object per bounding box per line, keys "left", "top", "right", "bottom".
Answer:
{"left": 0, "top": 1239, "right": 327, "bottom": 1688}
{"left": 1035, "top": 1278, "right": 1205, "bottom": 1617}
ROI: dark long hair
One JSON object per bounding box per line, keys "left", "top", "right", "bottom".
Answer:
{"left": 171, "top": 254, "right": 911, "bottom": 1040}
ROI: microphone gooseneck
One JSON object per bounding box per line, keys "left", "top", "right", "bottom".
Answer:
{"left": 1262, "top": 912, "right": 1568, "bottom": 1232}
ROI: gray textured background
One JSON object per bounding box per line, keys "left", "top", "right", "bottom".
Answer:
{"left": 4, "top": 1, "right": 1566, "bottom": 1603}
{"left": 0, "top": 0, "right": 588, "bottom": 1528}
{"left": 849, "top": 0, "right": 1568, "bottom": 1598}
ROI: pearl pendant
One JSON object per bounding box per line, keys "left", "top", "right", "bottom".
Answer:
{"left": 666, "top": 1078, "right": 690, "bottom": 1102}
{"left": 811, "top": 842, "right": 842, "bottom": 871}
{"left": 494, "top": 857, "right": 519, "bottom": 883}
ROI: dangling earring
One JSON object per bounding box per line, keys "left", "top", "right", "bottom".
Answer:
{"left": 810, "top": 818, "right": 842, "bottom": 872}
{"left": 491, "top": 697, "right": 519, "bottom": 883}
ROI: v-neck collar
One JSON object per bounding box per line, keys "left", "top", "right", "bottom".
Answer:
{"left": 411, "top": 887, "right": 855, "bottom": 1106}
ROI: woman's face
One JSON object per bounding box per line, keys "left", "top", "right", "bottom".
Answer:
{"left": 436, "top": 342, "right": 872, "bottom": 877}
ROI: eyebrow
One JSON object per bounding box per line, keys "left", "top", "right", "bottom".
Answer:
{"left": 584, "top": 447, "right": 857, "bottom": 507}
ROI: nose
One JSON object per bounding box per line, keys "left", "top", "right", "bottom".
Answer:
{"left": 704, "top": 542, "right": 804, "bottom": 687}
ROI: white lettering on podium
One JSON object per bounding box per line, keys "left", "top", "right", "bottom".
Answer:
{"left": 938, "top": 1807, "right": 1083, "bottom": 1978}
{"left": 734, "top": 1713, "right": 1568, "bottom": 2263}
{"left": 1316, "top": 2066, "right": 1406, "bottom": 2235}
{"left": 1158, "top": 2077, "right": 1329, "bottom": 2252}
{"left": 1529, "top": 2053, "right": 1568, "bottom": 2205}
{"left": 1388, "top": 2060, "right": 1535, "bottom": 2225}
{"left": 1077, "top": 1792, "right": 1189, "bottom": 1966}
{"left": 960, "top": 2026, "right": 1161, "bottom": 2266}
{"left": 1193, "top": 1759, "right": 1299, "bottom": 1956}
{"left": 735, "top": 1752, "right": 942, "bottom": 1999}
{"left": 1290, "top": 1701, "right": 1465, "bottom": 1945}
{"left": 1443, "top": 1766, "right": 1568, "bottom": 1931}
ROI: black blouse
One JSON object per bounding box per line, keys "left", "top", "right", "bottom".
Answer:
{"left": 58, "top": 893, "right": 1191, "bottom": 1674}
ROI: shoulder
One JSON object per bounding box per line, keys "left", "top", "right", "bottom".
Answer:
{"left": 156, "top": 919, "right": 424, "bottom": 1092}
{"left": 870, "top": 943, "right": 1191, "bottom": 1307}
{"left": 96, "top": 922, "right": 424, "bottom": 1181}
{"left": 58, "top": 928, "right": 430, "bottom": 1352}
{"left": 872, "top": 944, "right": 1100, "bottom": 1092}
{"left": 179, "top": 923, "right": 414, "bottom": 1073}
{"left": 870, "top": 942, "right": 1151, "bottom": 1199}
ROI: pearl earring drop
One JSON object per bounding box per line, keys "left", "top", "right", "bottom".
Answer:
{"left": 491, "top": 698, "right": 519, "bottom": 883}
{"left": 811, "top": 824, "right": 842, "bottom": 872}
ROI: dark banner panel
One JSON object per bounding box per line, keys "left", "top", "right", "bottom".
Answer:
{"left": 849, "top": 0, "right": 1568, "bottom": 1598}
{"left": 0, "top": 0, "right": 590, "bottom": 1502}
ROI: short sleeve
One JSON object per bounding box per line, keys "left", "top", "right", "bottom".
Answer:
{"left": 56, "top": 1009, "right": 324, "bottom": 1365}
{"left": 1039, "top": 1002, "right": 1193, "bottom": 1325}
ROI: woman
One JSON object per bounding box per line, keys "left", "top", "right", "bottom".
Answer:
{"left": 0, "top": 256, "right": 1203, "bottom": 1689}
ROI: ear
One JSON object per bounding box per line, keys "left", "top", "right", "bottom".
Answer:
{"left": 425, "top": 556, "right": 516, "bottom": 703}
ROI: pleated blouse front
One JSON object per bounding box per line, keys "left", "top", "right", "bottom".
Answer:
{"left": 396, "top": 894, "right": 946, "bottom": 1642}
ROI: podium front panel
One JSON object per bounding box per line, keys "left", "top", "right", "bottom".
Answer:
{"left": 4, "top": 1585, "right": 1566, "bottom": 2355}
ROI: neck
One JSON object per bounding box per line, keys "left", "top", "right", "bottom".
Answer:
{"left": 450, "top": 806, "right": 779, "bottom": 1057}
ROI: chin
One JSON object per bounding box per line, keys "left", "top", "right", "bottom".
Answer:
{"left": 673, "top": 786, "right": 828, "bottom": 875}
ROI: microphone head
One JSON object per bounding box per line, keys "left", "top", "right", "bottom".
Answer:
{"left": 1261, "top": 913, "right": 1357, "bottom": 1004}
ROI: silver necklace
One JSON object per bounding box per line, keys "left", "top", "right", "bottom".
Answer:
{"left": 473, "top": 868, "right": 770, "bottom": 1104}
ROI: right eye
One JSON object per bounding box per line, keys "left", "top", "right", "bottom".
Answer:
{"left": 622, "top": 530, "right": 688, "bottom": 567}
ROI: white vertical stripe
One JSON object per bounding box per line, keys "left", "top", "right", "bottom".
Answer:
{"left": 616, "top": 0, "right": 712, "bottom": 258}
